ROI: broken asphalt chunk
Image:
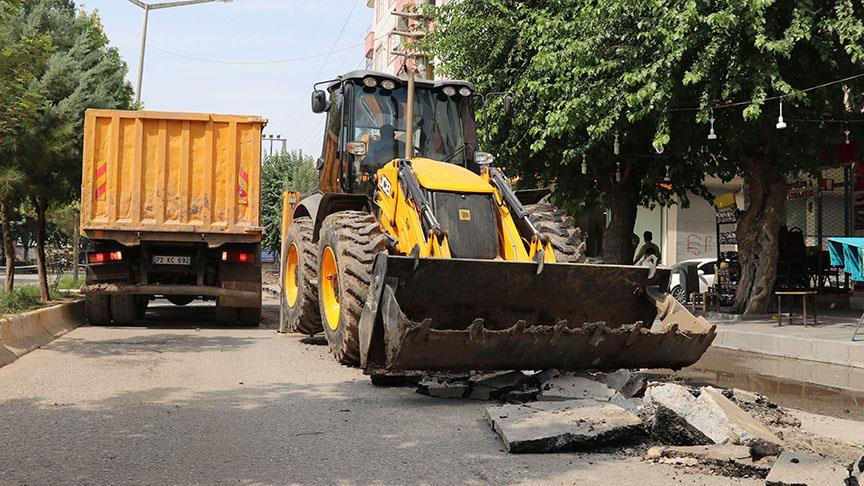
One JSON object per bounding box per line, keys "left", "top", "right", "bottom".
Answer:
{"left": 644, "top": 383, "right": 783, "bottom": 457}
{"left": 538, "top": 374, "right": 617, "bottom": 402}
{"left": 486, "top": 399, "right": 643, "bottom": 453}
{"left": 765, "top": 452, "right": 849, "bottom": 486}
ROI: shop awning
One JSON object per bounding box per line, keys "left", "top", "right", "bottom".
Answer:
{"left": 827, "top": 238, "right": 864, "bottom": 282}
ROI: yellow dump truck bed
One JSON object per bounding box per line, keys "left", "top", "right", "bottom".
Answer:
{"left": 80, "top": 109, "right": 266, "bottom": 246}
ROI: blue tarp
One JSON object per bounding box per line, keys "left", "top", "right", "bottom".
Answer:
{"left": 827, "top": 238, "right": 864, "bottom": 282}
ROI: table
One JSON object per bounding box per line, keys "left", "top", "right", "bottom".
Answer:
{"left": 775, "top": 290, "right": 818, "bottom": 326}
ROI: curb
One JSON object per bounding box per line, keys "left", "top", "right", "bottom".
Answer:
{"left": 713, "top": 327, "right": 864, "bottom": 369}
{"left": 0, "top": 300, "right": 85, "bottom": 369}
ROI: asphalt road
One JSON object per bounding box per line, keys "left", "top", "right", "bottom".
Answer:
{"left": 0, "top": 295, "right": 760, "bottom": 485}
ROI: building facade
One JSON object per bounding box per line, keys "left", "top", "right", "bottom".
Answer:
{"left": 364, "top": 0, "right": 450, "bottom": 77}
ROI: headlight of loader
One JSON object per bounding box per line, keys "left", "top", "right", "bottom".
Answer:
{"left": 474, "top": 152, "right": 495, "bottom": 166}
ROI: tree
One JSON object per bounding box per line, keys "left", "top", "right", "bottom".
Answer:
{"left": 425, "top": 1, "right": 711, "bottom": 265}
{"left": 0, "top": 0, "right": 50, "bottom": 291}
{"left": 428, "top": 0, "right": 864, "bottom": 313}
{"left": 11, "top": 0, "right": 133, "bottom": 301}
{"left": 639, "top": 1, "right": 864, "bottom": 314}
{"left": 261, "top": 150, "right": 318, "bottom": 252}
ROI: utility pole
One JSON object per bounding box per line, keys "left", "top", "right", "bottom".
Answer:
{"left": 127, "top": 0, "right": 234, "bottom": 106}
{"left": 262, "top": 134, "right": 287, "bottom": 156}
{"left": 391, "top": 6, "right": 433, "bottom": 79}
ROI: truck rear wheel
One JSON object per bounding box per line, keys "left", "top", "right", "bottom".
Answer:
{"left": 85, "top": 294, "right": 111, "bottom": 326}
{"left": 239, "top": 307, "right": 261, "bottom": 327}
{"left": 110, "top": 295, "right": 138, "bottom": 325}
{"left": 317, "top": 211, "right": 387, "bottom": 366}
{"left": 525, "top": 203, "right": 586, "bottom": 263}
{"left": 279, "top": 217, "right": 322, "bottom": 334}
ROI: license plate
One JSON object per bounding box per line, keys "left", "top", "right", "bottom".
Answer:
{"left": 152, "top": 256, "right": 191, "bottom": 266}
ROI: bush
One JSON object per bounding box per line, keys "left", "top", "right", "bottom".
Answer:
{"left": 0, "top": 286, "right": 47, "bottom": 314}
{"left": 55, "top": 274, "right": 82, "bottom": 290}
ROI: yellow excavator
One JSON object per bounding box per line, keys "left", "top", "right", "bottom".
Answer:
{"left": 279, "top": 69, "right": 715, "bottom": 375}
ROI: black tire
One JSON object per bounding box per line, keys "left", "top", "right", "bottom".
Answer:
{"left": 110, "top": 295, "right": 137, "bottom": 325}
{"left": 85, "top": 294, "right": 111, "bottom": 326}
{"left": 279, "top": 217, "right": 322, "bottom": 334}
{"left": 671, "top": 285, "right": 687, "bottom": 305}
{"left": 317, "top": 211, "right": 388, "bottom": 366}
{"left": 135, "top": 296, "right": 149, "bottom": 319}
{"left": 166, "top": 295, "right": 195, "bottom": 306}
{"left": 215, "top": 304, "right": 238, "bottom": 324}
{"left": 525, "top": 203, "right": 586, "bottom": 263}
{"left": 239, "top": 307, "right": 261, "bottom": 327}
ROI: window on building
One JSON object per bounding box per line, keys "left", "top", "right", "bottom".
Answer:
{"left": 386, "top": 36, "right": 392, "bottom": 67}
{"left": 374, "top": 44, "right": 383, "bottom": 71}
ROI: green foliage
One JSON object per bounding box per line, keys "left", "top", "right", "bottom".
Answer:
{"left": 10, "top": 0, "right": 134, "bottom": 209}
{"left": 0, "top": 1, "right": 50, "bottom": 157}
{"left": 55, "top": 274, "right": 81, "bottom": 290}
{"left": 426, "top": 0, "right": 864, "bottom": 208}
{"left": 0, "top": 285, "right": 57, "bottom": 314}
{"left": 261, "top": 150, "right": 319, "bottom": 252}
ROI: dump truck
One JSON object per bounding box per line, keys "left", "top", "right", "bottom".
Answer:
{"left": 279, "top": 70, "right": 716, "bottom": 374}
{"left": 80, "top": 109, "right": 265, "bottom": 326}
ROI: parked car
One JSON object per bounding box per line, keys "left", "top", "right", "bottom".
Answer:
{"left": 669, "top": 258, "right": 716, "bottom": 304}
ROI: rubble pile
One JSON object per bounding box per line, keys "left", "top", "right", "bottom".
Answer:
{"left": 415, "top": 370, "right": 864, "bottom": 483}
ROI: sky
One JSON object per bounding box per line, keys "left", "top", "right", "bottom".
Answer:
{"left": 82, "top": 0, "right": 371, "bottom": 157}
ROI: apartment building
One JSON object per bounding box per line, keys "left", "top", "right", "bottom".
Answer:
{"left": 364, "top": 0, "right": 450, "bottom": 77}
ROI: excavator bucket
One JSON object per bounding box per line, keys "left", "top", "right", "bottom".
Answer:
{"left": 359, "top": 254, "right": 716, "bottom": 373}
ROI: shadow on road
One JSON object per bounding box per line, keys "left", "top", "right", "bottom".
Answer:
{"left": 82, "top": 302, "right": 281, "bottom": 331}
{"left": 45, "top": 333, "right": 264, "bottom": 358}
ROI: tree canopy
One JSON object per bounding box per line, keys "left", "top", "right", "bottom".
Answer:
{"left": 0, "top": 0, "right": 133, "bottom": 298}
{"left": 261, "top": 150, "right": 318, "bottom": 252}
{"left": 427, "top": 0, "right": 864, "bottom": 312}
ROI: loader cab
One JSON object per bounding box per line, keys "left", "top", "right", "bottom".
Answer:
{"left": 313, "top": 70, "right": 479, "bottom": 195}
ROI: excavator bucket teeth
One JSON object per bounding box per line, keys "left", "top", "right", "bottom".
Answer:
{"left": 359, "top": 255, "right": 716, "bottom": 373}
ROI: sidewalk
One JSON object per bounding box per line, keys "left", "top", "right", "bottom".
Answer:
{"left": 706, "top": 311, "right": 863, "bottom": 367}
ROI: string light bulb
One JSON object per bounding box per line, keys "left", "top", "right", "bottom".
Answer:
{"left": 581, "top": 154, "right": 588, "bottom": 175}
{"left": 845, "top": 128, "right": 851, "bottom": 145}
{"left": 615, "top": 161, "right": 621, "bottom": 182}
{"left": 776, "top": 99, "right": 787, "bottom": 129}
{"left": 664, "top": 165, "right": 671, "bottom": 182}
{"left": 613, "top": 130, "right": 620, "bottom": 155}
{"left": 707, "top": 108, "right": 717, "bottom": 140}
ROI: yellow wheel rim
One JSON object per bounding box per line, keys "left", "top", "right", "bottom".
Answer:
{"left": 284, "top": 242, "right": 299, "bottom": 307}
{"left": 321, "top": 246, "right": 341, "bottom": 331}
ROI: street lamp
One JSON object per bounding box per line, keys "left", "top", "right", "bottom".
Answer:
{"left": 127, "top": 0, "right": 234, "bottom": 106}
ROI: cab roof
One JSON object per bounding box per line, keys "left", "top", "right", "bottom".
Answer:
{"left": 324, "top": 70, "right": 474, "bottom": 92}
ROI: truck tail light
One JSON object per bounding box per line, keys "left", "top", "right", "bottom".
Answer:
{"left": 88, "top": 251, "right": 122, "bottom": 264}
{"left": 221, "top": 251, "right": 256, "bottom": 264}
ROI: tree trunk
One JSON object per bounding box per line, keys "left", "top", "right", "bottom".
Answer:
{"left": 72, "top": 215, "right": 80, "bottom": 284}
{"left": 22, "top": 245, "right": 29, "bottom": 262}
{"left": 1, "top": 198, "right": 14, "bottom": 292}
{"left": 732, "top": 160, "right": 786, "bottom": 314}
{"left": 604, "top": 185, "right": 639, "bottom": 264}
{"left": 34, "top": 199, "right": 50, "bottom": 302}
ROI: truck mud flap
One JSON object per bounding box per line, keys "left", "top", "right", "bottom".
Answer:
{"left": 359, "top": 255, "right": 716, "bottom": 373}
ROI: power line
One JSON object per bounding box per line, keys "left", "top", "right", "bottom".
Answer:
{"left": 146, "top": 42, "right": 365, "bottom": 65}
{"left": 267, "top": 0, "right": 365, "bottom": 136}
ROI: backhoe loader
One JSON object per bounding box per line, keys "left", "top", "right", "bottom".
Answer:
{"left": 279, "top": 69, "right": 716, "bottom": 374}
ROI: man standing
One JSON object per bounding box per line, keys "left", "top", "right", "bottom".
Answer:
{"left": 634, "top": 231, "right": 661, "bottom": 264}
